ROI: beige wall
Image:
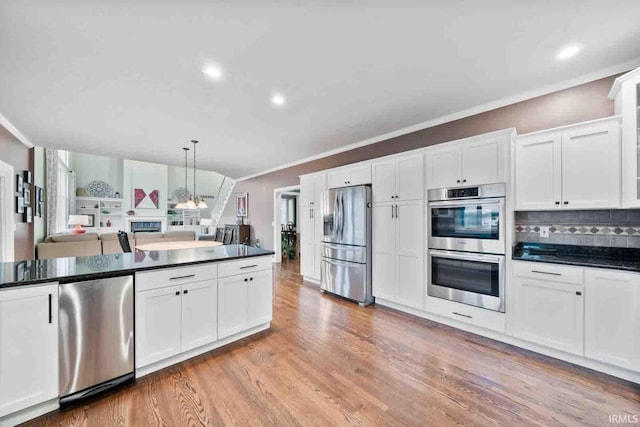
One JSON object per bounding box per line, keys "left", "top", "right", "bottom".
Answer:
{"left": 222, "top": 74, "right": 619, "bottom": 250}
{"left": 0, "top": 124, "right": 34, "bottom": 260}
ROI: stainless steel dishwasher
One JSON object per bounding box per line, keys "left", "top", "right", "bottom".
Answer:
{"left": 58, "top": 275, "right": 134, "bottom": 404}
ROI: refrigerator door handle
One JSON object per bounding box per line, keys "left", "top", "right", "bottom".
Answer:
{"left": 340, "top": 193, "right": 345, "bottom": 240}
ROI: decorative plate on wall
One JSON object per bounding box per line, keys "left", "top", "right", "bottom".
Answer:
{"left": 172, "top": 187, "right": 191, "bottom": 202}
{"left": 85, "top": 180, "right": 112, "bottom": 198}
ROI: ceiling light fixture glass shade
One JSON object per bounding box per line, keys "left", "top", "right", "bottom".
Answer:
{"left": 196, "top": 199, "right": 208, "bottom": 209}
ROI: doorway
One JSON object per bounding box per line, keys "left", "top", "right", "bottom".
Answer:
{"left": 273, "top": 185, "right": 300, "bottom": 263}
{"left": 0, "top": 159, "right": 15, "bottom": 262}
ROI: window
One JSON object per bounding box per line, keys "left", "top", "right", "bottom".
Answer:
{"left": 280, "top": 195, "right": 297, "bottom": 227}
{"left": 55, "top": 151, "right": 73, "bottom": 233}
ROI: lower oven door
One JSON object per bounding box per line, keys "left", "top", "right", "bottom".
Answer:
{"left": 427, "top": 249, "right": 505, "bottom": 312}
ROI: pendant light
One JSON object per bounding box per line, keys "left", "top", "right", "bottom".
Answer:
{"left": 175, "top": 147, "right": 190, "bottom": 209}
{"left": 191, "top": 139, "right": 208, "bottom": 209}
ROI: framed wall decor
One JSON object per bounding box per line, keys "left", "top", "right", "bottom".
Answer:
{"left": 16, "top": 174, "right": 23, "bottom": 193}
{"left": 23, "top": 187, "right": 31, "bottom": 204}
{"left": 236, "top": 193, "right": 248, "bottom": 218}
{"left": 23, "top": 206, "right": 32, "bottom": 223}
{"left": 84, "top": 214, "right": 95, "bottom": 227}
{"left": 23, "top": 170, "right": 32, "bottom": 184}
{"left": 16, "top": 196, "right": 24, "bottom": 214}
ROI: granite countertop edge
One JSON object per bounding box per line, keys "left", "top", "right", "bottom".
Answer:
{"left": 0, "top": 246, "right": 275, "bottom": 290}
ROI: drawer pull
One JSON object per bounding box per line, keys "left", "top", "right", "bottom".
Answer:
{"left": 240, "top": 264, "right": 258, "bottom": 269}
{"left": 452, "top": 312, "right": 472, "bottom": 319}
{"left": 170, "top": 274, "right": 196, "bottom": 280}
{"left": 531, "top": 270, "right": 561, "bottom": 276}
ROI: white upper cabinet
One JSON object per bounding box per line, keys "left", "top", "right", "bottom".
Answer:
{"left": 515, "top": 117, "right": 622, "bottom": 210}
{"left": 300, "top": 173, "right": 326, "bottom": 207}
{"left": 327, "top": 164, "right": 371, "bottom": 189}
{"left": 372, "top": 153, "right": 423, "bottom": 203}
{"left": 585, "top": 269, "right": 640, "bottom": 371}
{"left": 426, "top": 144, "right": 462, "bottom": 189}
{"left": 425, "top": 129, "right": 511, "bottom": 189}
{"left": 0, "top": 284, "right": 58, "bottom": 418}
{"left": 608, "top": 67, "right": 640, "bottom": 208}
{"left": 515, "top": 132, "right": 562, "bottom": 210}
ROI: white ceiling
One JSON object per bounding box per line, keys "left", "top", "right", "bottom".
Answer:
{"left": 1, "top": 1, "right": 639, "bottom": 179}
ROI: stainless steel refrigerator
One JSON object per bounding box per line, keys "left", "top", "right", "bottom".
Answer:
{"left": 320, "top": 185, "right": 373, "bottom": 306}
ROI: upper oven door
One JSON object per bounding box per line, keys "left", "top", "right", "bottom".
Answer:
{"left": 428, "top": 197, "right": 505, "bottom": 254}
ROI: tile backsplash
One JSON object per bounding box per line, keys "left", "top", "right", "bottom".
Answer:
{"left": 515, "top": 210, "right": 640, "bottom": 248}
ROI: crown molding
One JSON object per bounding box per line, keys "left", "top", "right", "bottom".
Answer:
{"left": 237, "top": 56, "right": 640, "bottom": 181}
{"left": 0, "top": 113, "right": 33, "bottom": 148}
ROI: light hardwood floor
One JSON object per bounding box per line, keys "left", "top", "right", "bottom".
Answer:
{"left": 25, "top": 259, "right": 639, "bottom": 426}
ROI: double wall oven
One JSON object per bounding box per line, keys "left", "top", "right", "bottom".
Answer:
{"left": 427, "top": 183, "right": 506, "bottom": 312}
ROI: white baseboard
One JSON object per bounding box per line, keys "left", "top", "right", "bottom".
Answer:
{"left": 302, "top": 276, "right": 320, "bottom": 285}
{"left": 0, "top": 398, "right": 59, "bottom": 427}
{"left": 136, "top": 322, "right": 271, "bottom": 378}
{"left": 375, "top": 298, "right": 640, "bottom": 384}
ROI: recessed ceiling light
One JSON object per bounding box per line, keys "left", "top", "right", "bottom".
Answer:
{"left": 271, "top": 93, "right": 286, "bottom": 107}
{"left": 202, "top": 64, "right": 223, "bottom": 80}
{"left": 556, "top": 44, "right": 582, "bottom": 60}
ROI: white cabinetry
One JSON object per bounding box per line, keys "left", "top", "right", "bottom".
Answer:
{"left": 372, "top": 153, "right": 423, "bottom": 202}
{"left": 181, "top": 280, "right": 218, "bottom": 352}
{"left": 0, "top": 284, "right": 58, "bottom": 418}
{"left": 608, "top": 67, "right": 640, "bottom": 208}
{"left": 327, "top": 164, "right": 371, "bottom": 189}
{"left": 585, "top": 269, "right": 640, "bottom": 371}
{"left": 515, "top": 117, "right": 621, "bottom": 210}
{"left": 219, "top": 267, "right": 272, "bottom": 339}
{"left": 300, "top": 172, "right": 326, "bottom": 282}
{"left": 372, "top": 200, "right": 424, "bottom": 309}
{"left": 425, "top": 130, "right": 511, "bottom": 189}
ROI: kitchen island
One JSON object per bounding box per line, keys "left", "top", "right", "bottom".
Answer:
{"left": 0, "top": 245, "right": 274, "bottom": 426}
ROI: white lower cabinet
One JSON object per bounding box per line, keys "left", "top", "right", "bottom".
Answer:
{"left": 219, "top": 269, "right": 273, "bottom": 339}
{"left": 137, "top": 281, "right": 220, "bottom": 367}
{"left": 136, "top": 284, "right": 185, "bottom": 367}
{"left": 585, "top": 269, "right": 640, "bottom": 371}
{"left": 512, "top": 275, "right": 584, "bottom": 356}
{"left": 181, "top": 280, "right": 218, "bottom": 352}
{"left": 372, "top": 201, "right": 423, "bottom": 309}
{"left": 0, "top": 284, "right": 58, "bottom": 418}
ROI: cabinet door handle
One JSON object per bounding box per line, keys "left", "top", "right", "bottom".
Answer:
{"left": 175, "top": 291, "right": 180, "bottom": 296}
{"left": 395, "top": 205, "right": 398, "bottom": 218}
{"left": 456, "top": 179, "right": 461, "bottom": 183}
{"left": 576, "top": 291, "right": 582, "bottom": 296}
{"left": 462, "top": 179, "right": 467, "bottom": 183}
{"left": 244, "top": 278, "right": 248, "bottom": 282}
{"left": 391, "top": 205, "right": 394, "bottom": 219}
{"left": 452, "top": 311, "right": 472, "bottom": 319}
{"left": 170, "top": 274, "right": 195, "bottom": 281}
{"left": 183, "top": 290, "right": 188, "bottom": 294}
{"left": 563, "top": 201, "right": 569, "bottom": 205}
{"left": 531, "top": 270, "right": 562, "bottom": 276}
{"left": 240, "top": 264, "right": 258, "bottom": 269}
{"left": 555, "top": 201, "right": 560, "bottom": 205}
{"left": 48, "top": 294, "right": 52, "bottom": 324}
{"left": 250, "top": 277, "right": 254, "bottom": 281}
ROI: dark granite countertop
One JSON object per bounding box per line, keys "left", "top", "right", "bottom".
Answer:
{"left": 512, "top": 242, "right": 640, "bottom": 273}
{"left": 0, "top": 244, "right": 274, "bottom": 289}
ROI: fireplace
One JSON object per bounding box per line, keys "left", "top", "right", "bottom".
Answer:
{"left": 125, "top": 216, "right": 167, "bottom": 233}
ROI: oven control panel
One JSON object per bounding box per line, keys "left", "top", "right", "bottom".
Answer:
{"left": 446, "top": 187, "right": 479, "bottom": 199}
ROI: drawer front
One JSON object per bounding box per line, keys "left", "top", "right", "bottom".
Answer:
{"left": 136, "top": 263, "right": 218, "bottom": 292}
{"left": 218, "top": 256, "right": 272, "bottom": 278}
{"left": 426, "top": 296, "right": 506, "bottom": 333}
{"left": 513, "top": 261, "right": 584, "bottom": 285}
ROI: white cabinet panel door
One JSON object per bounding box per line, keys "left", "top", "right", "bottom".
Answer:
{"left": 248, "top": 270, "right": 273, "bottom": 327}
{"left": 300, "top": 241, "right": 316, "bottom": 278}
{"left": 561, "top": 123, "right": 621, "bottom": 209}
{"left": 426, "top": 145, "right": 462, "bottom": 189}
{"left": 515, "top": 132, "right": 562, "bottom": 210}
{"left": 312, "top": 173, "right": 326, "bottom": 207}
{"left": 349, "top": 165, "right": 372, "bottom": 186}
{"left": 181, "top": 280, "right": 217, "bottom": 352}
{"left": 218, "top": 275, "right": 249, "bottom": 339}
{"left": 0, "top": 284, "right": 58, "bottom": 418}
{"left": 136, "top": 285, "right": 182, "bottom": 368}
{"left": 585, "top": 269, "right": 640, "bottom": 371}
{"left": 300, "top": 207, "right": 315, "bottom": 243}
{"left": 327, "top": 170, "right": 350, "bottom": 189}
{"left": 372, "top": 160, "right": 396, "bottom": 203}
{"left": 512, "top": 278, "right": 583, "bottom": 355}
{"left": 396, "top": 154, "right": 424, "bottom": 201}
{"left": 462, "top": 138, "right": 504, "bottom": 186}
{"left": 395, "top": 201, "right": 424, "bottom": 310}
{"left": 300, "top": 175, "right": 315, "bottom": 206}
{"left": 372, "top": 203, "right": 396, "bottom": 300}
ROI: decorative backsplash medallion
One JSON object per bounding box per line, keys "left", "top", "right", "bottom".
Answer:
{"left": 515, "top": 210, "right": 640, "bottom": 248}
